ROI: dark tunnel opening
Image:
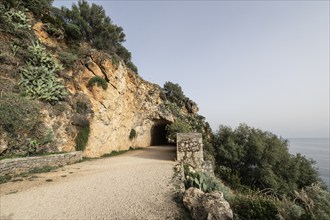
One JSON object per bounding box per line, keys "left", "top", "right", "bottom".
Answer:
{"left": 150, "top": 120, "right": 171, "bottom": 146}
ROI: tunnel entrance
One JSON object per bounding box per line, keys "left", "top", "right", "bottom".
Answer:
{"left": 150, "top": 120, "right": 171, "bottom": 146}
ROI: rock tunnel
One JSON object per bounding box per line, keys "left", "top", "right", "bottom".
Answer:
{"left": 150, "top": 120, "right": 171, "bottom": 146}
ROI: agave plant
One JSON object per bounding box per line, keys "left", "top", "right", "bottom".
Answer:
{"left": 19, "top": 41, "right": 67, "bottom": 102}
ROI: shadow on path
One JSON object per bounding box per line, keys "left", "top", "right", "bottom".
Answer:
{"left": 132, "top": 145, "right": 177, "bottom": 161}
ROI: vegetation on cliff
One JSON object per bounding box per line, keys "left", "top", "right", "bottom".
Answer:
{"left": 0, "top": 0, "right": 142, "bottom": 156}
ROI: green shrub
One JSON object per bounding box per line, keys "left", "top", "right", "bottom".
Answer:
{"left": 164, "top": 81, "right": 186, "bottom": 108}
{"left": 0, "top": 175, "right": 12, "bottom": 184}
{"left": 183, "top": 166, "right": 233, "bottom": 199}
{"left": 87, "top": 76, "right": 108, "bottom": 90}
{"left": 75, "top": 125, "right": 90, "bottom": 151}
{"left": 212, "top": 124, "right": 321, "bottom": 195}
{"left": 0, "top": 93, "right": 40, "bottom": 134}
{"left": 28, "top": 165, "right": 55, "bottom": 174}
{"left": 166, "top": 120, "right": 192, "bottom": 142}
{"left": 21, "top": 0, "right": 53, "bottom": 19}
{"left": 44, "top": 23, "right": 64, "bottom": 38}
{"left": 294, "top": 184, "right": 330, "bottom": 220}
{"left": 2, "top": 8, "right": 31, "bottom": 31}
{"left": 19, "top": 41, "right": 67, "bottom": 102}
{"left": 231, "top": 194, "right": 279, "bottom": 220}
{"left": 126, "top": 61, "right": 138, "bottom": 73}
{"left": 58, "top": 51, "right": 78, "bottom": 68}
{"left": 129, "top": 129, "right": 137, "bottom": 140}
{"left": 64, "top": 23, "right": 83, "bottom": 42}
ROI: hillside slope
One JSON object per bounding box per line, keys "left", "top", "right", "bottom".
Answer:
{"left": 0, "top": 2, "right": 207, "bottom": 158}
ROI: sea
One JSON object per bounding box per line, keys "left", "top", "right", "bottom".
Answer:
{"left": 288, "top": 138, "right": 330, "bottom": 190}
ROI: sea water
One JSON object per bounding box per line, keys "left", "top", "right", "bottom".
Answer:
{"left": 288, "top": 138, "right": 330, "bottom": 190}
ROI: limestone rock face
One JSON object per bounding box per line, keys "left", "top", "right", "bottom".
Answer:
{"left": 183, "top": 187, "right": 233, "bottom": 220}
{"left": 68, "top": 51, "right": 175, "bottom": 157}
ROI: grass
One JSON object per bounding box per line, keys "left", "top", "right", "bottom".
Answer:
{"left": 27, "top": 166, "right": 56, "bottom": 174}
{"left": 101, "top": 147, "right": 143, "bottom": 158}
{"left": 0, "top": 165, "right": 58, "bottom": 185}
{"left": 0, "top": 175, "right": 12, "bottom": 184}
{"left": 0, "top": 151, "right": 65, "bottom": 160}
{"left": 101, "top": 149, "right": 129, "bottom": 157}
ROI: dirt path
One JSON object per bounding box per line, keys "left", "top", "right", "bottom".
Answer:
{"left": 0, "top": 146, "right": 183, "bottom": 220}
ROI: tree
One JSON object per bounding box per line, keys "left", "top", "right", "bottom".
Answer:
{"left": 164, "top": 81, "right": 186, "bottom": 108}
{"left": 213, "top": 124, "right": 322, "bottom": 194}
{"left": 166, "top": 120, "right": 192, "bottom": 142}
{"left": 60, "top": 0, "right": 125, "bottom": 54}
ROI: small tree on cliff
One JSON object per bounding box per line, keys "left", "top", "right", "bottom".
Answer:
{"left": 163, "top": 81, "right": 186, "bottom": 108}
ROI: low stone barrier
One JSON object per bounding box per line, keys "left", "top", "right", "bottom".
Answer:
{"left": 177, "top": 133, "right": 203, "bottom": 167}
{"left": 0, "top": 151, "right": 82, "bottom": 176}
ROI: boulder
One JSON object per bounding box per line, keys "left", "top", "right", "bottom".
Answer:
{"left": 183, "top": 187, "right": 233, "bottom": 220}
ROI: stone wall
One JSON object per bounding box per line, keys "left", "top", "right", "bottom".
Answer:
{"left": 177, "top": 133, "right": 203, "bottom": 167}
{"left": 0, "top": 151, "right": 82, "bottom": 176}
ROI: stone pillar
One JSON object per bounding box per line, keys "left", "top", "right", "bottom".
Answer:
{"left": 177, "top": 133, "right": 203, "bottom": 167}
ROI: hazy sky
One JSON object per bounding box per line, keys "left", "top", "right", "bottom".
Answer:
{"left": 54, "top": 0, "right": 329, "bottom": 138}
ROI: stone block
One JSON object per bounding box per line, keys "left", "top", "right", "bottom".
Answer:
{"left": 177, "top": 133, "right": 203, "bottom": 167}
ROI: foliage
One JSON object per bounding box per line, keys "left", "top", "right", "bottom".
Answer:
{"left": 11, "top": 0, "right": 54, "bottom": 19}
{"left": 166, "top": 120, "right": 192, "bottom": 142}
{"left": 19, "top": 41, "right": 67, "bottom": 102}
{"left": 293, "top": 184, "right": 330, "bottom": 220}
{"left": 64, "top": 23, "right": 83, "bottom": 42}
{"left": 28, "top": 165, "right": 56, "bottom": 174}
{"left": 129, "top": 129, "right": 137, "bottom": 140}
{"left": 58, "top": 51, "right": 78, "bottom": 68}
{"left": 212, "top": 124, "right": 322, "bottom": 195}
{"left": 43, "top": 23, "right": 64, "bottom": 38}
{"left": 0, "top": 93, "right": 40, "bottom": 134}
{"left": 183, "top": 164, "right": 233, "bottom": 199}
{"left": 164, "top": 81, "right": 186, "bottom": 108}
{"left": 231, "top": 193, "right": 279, "bottom": 220}
{"left": 60, "top": 0, "right": 135, "bottom": 66}
{"left": 87, "top": 76, "right": 108, "bottom": 90}
{"left": 0, "top": 175, "right": 12, "bottom": 184}
{"left": 101, "top": 147, "right": 142, "bottom": 158}
{"left": 2, "top": 8, "right": 31, "bottom": 31}
{"left": 126, "top": 61, "right": 138, "bottom": 73}
{"left": 75, "top": 125, "right": 90, "bottom": 151}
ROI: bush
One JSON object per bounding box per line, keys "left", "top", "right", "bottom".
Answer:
{"left": 21, "top": 0, "right": 53, "bottom": 19}
{"left": 19, "top": 41, "right": 67, "bottom": 102}
{"left": 294, "top": 184, "right": 330, "bottom": 220}
{"left": 126, "top": 61, "right": 138, "bottom": 74}
{"left": 164, "top": 81, "right": 186, "bottom": 108}
{"left": 2, "top": 8, "right": 31, "bottom": 31}
{"left": 0, "top": 93, "right": 40, "bottom": 134}
{"left": 183, "top": 164, "right": 233, "bottom": 200}
{"left": 43, "top": 23, "right": 64, "bottom": 39}
{"left": 231, "top": 194, "right": 279, "bottom": 220}
{"left": 166, "top": 120, "right": 192, "bottom": 142}
{"left": 58, "top": 51, "right": 78, "bottom": 68}
{"left": 87, "top": 76, "right": 108, "bottom": 90}
{"left": 212, "top": 124, "right": 321, "bottom": 195}
{"left": 75, "top": 125, "right": 90, "bottom": 151}
{"left": 64, "top": 23, "right": 83, "bottom": 42}
{"left": 129, "top": 129, "right": 137, "bottom": 140}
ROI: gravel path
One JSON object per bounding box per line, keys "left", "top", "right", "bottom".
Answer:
{"left": 0, "top": 145, "right": 183, "bottom": 220}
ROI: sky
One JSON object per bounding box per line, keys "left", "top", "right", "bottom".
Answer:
{"left": 53, "top": 0, "right": 329, "bottom": 138}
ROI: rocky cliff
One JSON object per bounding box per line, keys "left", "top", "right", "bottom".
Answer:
{"left": 1, "top": 19, "right": 203, "bottom": 158}
{"left": 68, "top": 50, "right": 176, "bottom": 157}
